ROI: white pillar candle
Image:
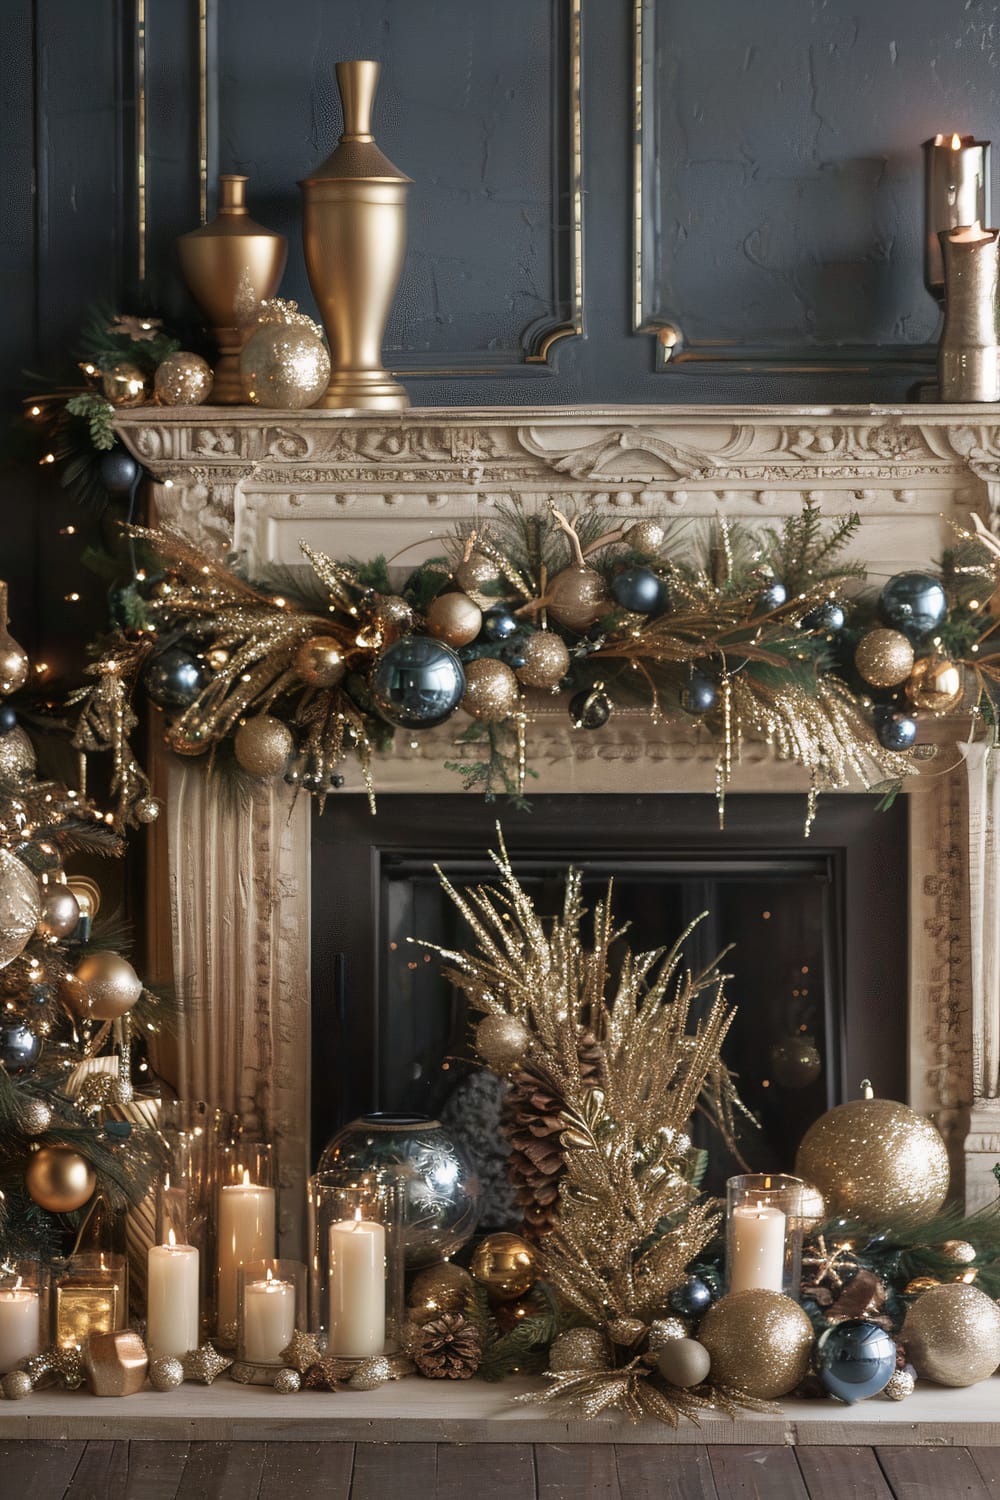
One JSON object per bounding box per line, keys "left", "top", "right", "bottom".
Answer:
{"left": 242, "top": 1271, "right": 296, "bottom": 1363}
{"left": 729, "top": 1203, "right": 786, "bottom": 1293}
{"left": 328, "top": 1212, "right": 385, "bottom": 1357}
{"left": 217, "top": 1172, "right": 276, "bottom": 1331}
{"left": 0, "top": 1282, "right": 40, "bottom": 1373}
{"left": 147, "top": 1231, "right": 200, "bottom": 1357}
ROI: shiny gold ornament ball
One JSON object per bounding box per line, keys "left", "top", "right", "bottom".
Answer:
{"left": 516, "top": 630, "right": 570, "bottom": 690}
{"left": 461, "top": 658, "right": 520, "bottom": 723}
{"left": 475, "top": 1013, "right": 531, "bottom": 1072}
{"left": 233, "top": 714, "right": 295, "bottom": 779}
{"left": 149, "top": 1355, "right": 185, "bottom": 1392}
{"left": 101, "top": 361, "right": 149, "bottom": 407}
{"left": 905, "top": 656, "right": 964, "bottom": 715}
{"left": 902, "top": 1283, "right": 1000, "bottom": 1386}
{"left": 164, "top": 723, "right": 210, "bottom": 757}
{"left": 25, "top": 1145, "right": 96, "bottom": 1213}
{"left": 548, "top": 1327, "right": 610, "bottom": 1373}
{"left": 240, "top": 324, "right": 330, "bottom": 409}
{"left": 37, "top": 885, "right": 81, "bottom": 940}
{"left": 454, "top": 553, "right": 503, "bottom": 606}
{"left": 698, "top": 1289, "right": 815, "bottom": 1400}
{"left": 625, "top": 520, "right": 666, "bottom": 556}
{"left": 71, "top": 951, "right": 143, "bottom": 1020}
{"left": 546, "top": 567, "right": 609, "bottom": 631}
{"left": 939, "top": 1239, "right": 977, "bottom": 1265}
{"left": 153, "top": 351, "right": 213, "bottom": 406}
{"left": 657, "top": 1336, "right": 712, "bottom": 1389}
{"left": 469, "top": 1232, "right": 537, "bottom": 1301}
{"left": 794, "top": 1091, "right": 950, "bottom": 1224}
{"left": 1, "top": 1370, "right": 33, "bottom": 1400}
{"left": 295, "top": 636, "right": 347, "bottom": 688}
{"left": 769, "top": 1035, "right": 822, "bottom": 1089}
{"left": 426, "top": 592, "right": 483, "bottom": 648}
{"left": 0, "top": 726, "right": 36, "bottom": 781}
{"left": 854, "top": 628, "right": 915, "bottom": 688}
{"left": 883, "top": 1368, "right": 915, "bottom": 1400}
{"left": 407, "top": 1261, "right": 476, "bottom": 1325}
{"left": 134, "top": 796, "right": 162, "bottom": 824}
{"left": 904, "top": 1276, "right": 941, "bottom": 1297}
{"left": 0, "top": 848, "right": 42, "bottom": 970}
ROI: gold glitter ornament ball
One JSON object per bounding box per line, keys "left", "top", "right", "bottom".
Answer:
{"left": 470, "top": 1232, "right": 537, "bottom": 1300}
{"left": 905, "top": 655, "right": 964, "bottom": 714}
{"left": 149, "top": 1355, "right": 185, "bottom": 1391}
{"left": 461, "top": 658, "right": 519, "bottom": 723}
{"left": 794, "top": 1086, "right": 949, "bottom": 1224}
{"left": 407, "top": 1262, "right": 476, "bottom": 1325}
{"left": 233, "top": 714, "right": 295, "bottom": 779}
{"left": 153, "top": 351, "right": 213, "bottom": 406}
{"left": 25, "top": 1145, "right": 96, "bottom": 1213}
{"left": 546, "top": 567, "right": 609, "bottom": 631}
{"left": 295, "top": 636, "right": 347, "bottom": 688}
{"left": 374, "top": 596, "right": 415, "bottom": 644}
{"left": 854, "top": 628, "right": 915, "bottom": 688}
{"left": 548, "top": 1327, "right": 610, "bottom": 1373}
{"left": 475, "top": 1013, "right": 531, "bottom": 1072}
{"left": 902, "top": 1283, "right": 1000, "bottom": 1386}
{"left": 624, "top": 520, "right": 666, "bottom": 556}
{"left": 101, "top": 361, "right": 149, "bottom": 406}
{"left": 516, "top": 630, "right": 570, "bottom": 690}
{"left": 699, "top": 1289, "right": 814, "bottom": 1400}
{"left": 70, "top": 950, "right": 143, "bottom": 1020}
{"left": 0, "top": 726, "right": 36, "bottom": 782}
{"left": 454, "top": 553, "right": 503, "bottom": 606}
{"left": 940, "top": 1239, "right": 977, "bottom": 1265}
{"left": 240, "top": 324, "right": 330, "bottom": 409}
{"left": 426, "top": 592, "right": 483, "bottom": 648}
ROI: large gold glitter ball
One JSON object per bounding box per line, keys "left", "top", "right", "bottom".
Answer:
{"left": 233, "top": 714, "right": 295, "bottom": 779}
{"left": 240, "top": 323, "right": 330, "bottom": 409}
{"left": 904, "top": 656, "right": 964, "bottom": 715}
{"left": 69, "top": 950, "right": 143, "bottom": 1021}
{"left": 854, "top": 628, "right": 915, "bottom": 688}
{"left": 794, "top": 1087, "right": 950, "bottom": 1224}
{"left": 426, "top": 593, "right": 483, "bottom": 648}
{"left": 461, "top": 658, "right": 520, "bottom": 723}
{"left": 454, "top": 553, "right": 503, "bottom": 606}
{"left": 902, "top": 1283, "right": 1000, "bottom": 1386}
{"left": 475, "top": 1013, "right": 531, "bottom": 1072}
{"left": 101, "top": 361, "right": 149, "bottom": 407}
{"left": 0, "top": 848, "right": 42, "bottom": 971}
{"left": 25, "top": 1145, "right": 96, "bottom": 1213}
{"left": 295, "top": 636, "right": 347, "bottom": 688}
{"left": 0, "top": 726, "right": 35, "bottom": 782}
{"left": 407, "top": 1262, "right": 476, "bottom": 1325}
{"left": 516, "top": 630, "right": 570, "bottom": 690}
{"left": 546, "top": 567, "right": 609, "bottom": 631}
{"left": 469, "top": 1232, "right": 537, "bottom": 1301}
{"left": 548, "top": 1327, "right": 610, "bottom": 1373}
{"left": 699, "top": 1289, "right": 814, "bottom": 1400}
{"left": 153, "top": 351, "right": 213, "bottom": 406}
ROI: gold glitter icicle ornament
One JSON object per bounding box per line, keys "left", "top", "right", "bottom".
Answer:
{"left": 153, "top": 351, "right": 213, "bottom": 406}
{"left": 516, "top": 630, "right": 570, "bottom": 690}
{"left": 461, "top": 659, "right": 519, "bottom": 723}
{"left": 475, "top": 1013, "right": 531, "bottom": 1072}
{"left": 854, "top": 628, "right": 915, "bottom": 688}
{"left": 902, "top": 1282, "right": 1000, "bottom": 1386}
{"left": 240, "top": 299, "right": 331, "bottom": 409}
{"left": 794, "top": 1080, "right": 949, "bottom": 1224}
{"left": 233, "top": 714, "right": 295, "bottom": 779}
{"left": 699, "top": 1289, "right": 814, "bottom": 1400}
{"left": 469, "top": 1231, "right": 537, "bottom": 1300}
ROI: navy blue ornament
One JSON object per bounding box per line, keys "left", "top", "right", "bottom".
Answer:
{"left": 479, "top": 608, "right": 519, "bottom": 643}
{"left": 98, "top": 449, "right": 141, "bottom": 497}
{"left": 103, "top": 1120, "right": 133, "bottom": 1141}
{"left": 815, "top": 1319, "right": 896, "bottom": 1404}
{"left": 680, "top": 670, "right": 719, "bottom": 716}
{"left": 875, "top": 708, "right": 918, "bottom": 751}
{"left": 1, "top": 1020, "right": 42, "bottom": 1074}
{"left": 0, "top": 705, "right": 17, "bottom": 733}
{"left": 668, "top": 1277, "right": 713, "bottom": 1319}
{"left": 879, "top": 572, "right": 947, "bottom": 640}
{"left": 569, "top": 687, "right": 612, "bottom": 730}
{"left": 802, "top": 601, "right": 846, "bottom": 633}
{"left": 372, "top": 637, "right": 466, "bottom": 729}
{"left": 611, "top": 566, "right": 665, "bottom": 615}
{"left": 145, "top": 646, "right": 207, "bottom": 709}
{"left": 756, "top": 581, "right": 788, "bottom": 612}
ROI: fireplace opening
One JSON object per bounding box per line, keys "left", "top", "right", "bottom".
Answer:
{"left": 312, "top": 794, "right": 908, "bottom": 1202}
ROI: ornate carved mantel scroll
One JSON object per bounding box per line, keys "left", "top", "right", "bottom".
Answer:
{"left": 114, "top": 405, "right": 1000, "bottom": 1227}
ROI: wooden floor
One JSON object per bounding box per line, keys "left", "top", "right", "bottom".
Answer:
{"left": 5, "top": 1440, "right": 1000, "bottom": 1499}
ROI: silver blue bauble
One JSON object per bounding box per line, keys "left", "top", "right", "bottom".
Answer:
{"left": 0, "top": 1020, "right": 42, "bottom": 1074}
{"left": 371, "top": 638, "right": 466, "bottom": 729}
{"left": 802, "top": 602, "right": 846, "bottom": 633}
{"left": 145, "top": 647, "right": 207, "bottom": 709}
{"left": 756, "top": 581, "right": 788, "bottom": 612}
{"left": 479, "top": 608, "right": 519, "bottom": 643}
{"left": 668, "top": 1276, "right": 713, "bottom": 1318}
{"left": 879, "top": 573, "right": 947, "bottom": 640}
{"left": 680, "top": 670, "right": 719, "bottom": 716}
{"left": 0, "top": 706, "right": 17, "bottom": 733}
{"left": 875, "top": 708, "right": 918, "bottom": 752}
{"left": 611, "top": 567, "right": 665, "bottom": 615}
{"left": 815, "top": 1319, "right": 896, "bottom": 1404}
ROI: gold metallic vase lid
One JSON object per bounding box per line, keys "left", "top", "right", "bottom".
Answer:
{"left": 178, "top": 175, "right": 286, "bottom": 243}
{"left": 301, "top": 60, "right": 412, "bottom": 185}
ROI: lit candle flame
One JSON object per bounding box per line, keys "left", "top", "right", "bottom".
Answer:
{"left": 352, "top": 1207, "right": 363, "bottom": 1230}
{"left": 12, "top": 1277, "right": 22, "bottom": 1294}
{"left": 167, "top": 1227, "right": 177, "bottom": 1248}
{"left": 241, "top": 1168, "right": 251, "bottom": 1187}
{"left": 266, "top": 1266, "right": 273, "bottom": 1283}
{"left": 952, "top": 133, "right": 963, "bottom": 150}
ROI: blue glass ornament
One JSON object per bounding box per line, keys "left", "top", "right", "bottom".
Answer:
{"left": 98, "top": 449, "right": 141, "bottom": 497}
{"left": 680, "top": 670, "right": 719, "bottom": 716}
{"left": 479, "top": 608, "right": 519, "bottom": 642}
{"left": 802, "top": 602, "right": 846, "bottom": 633}
{"left": 611, "top": 566, "right": 665, "bottom": 615}
{"left": 879, "top": 572, "right": 947, "bottom": 640}
{"left": 756, "top": 581, "right": 788, "bottom": 612}
{"left": 145, "top": 646, "right": 207, "bottom": 709}
{"left": 815, "top": 1319, "right": 896, "bottom": 1404}
{"left": 0, "top": 705, "right": 17, "bottom": 733}
{"left": 875, "top": 708, "right": 918, "bottom": 751}
{"left": 668, "top": 1277, "right": 713, "bottom": 1318}
{"left": 372, "top": 638, "right": 466, "bottom": 729}
{"left": 0, "top": 1021, "right": 41, "bottom": 1074}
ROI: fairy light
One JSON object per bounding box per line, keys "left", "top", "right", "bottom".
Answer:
{"left": 60, "top": 526, "right": 77, "bottom": 536}
{"left": 65, "top": 592, "right": 80, "bottom": 603}
{"left": 40, "top": 453, "right": 56, "bottom": 465}
{"left": 28, "top": 405, "right": 41, "bottom": 418}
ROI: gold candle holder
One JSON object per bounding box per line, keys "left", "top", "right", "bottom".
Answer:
{"left": 938, "top": 221, "right": 1000, "bottom": 402}
{"left": 53, "top": 1253, "right": 127, "bottom": 1348}
{"left": 299, "top": 60, "right": 412, "bottom": 411}
{"left": 924, "top": 134, "right": 991, "bottom": 302}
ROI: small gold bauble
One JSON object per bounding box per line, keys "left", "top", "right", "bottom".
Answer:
{"left": 19, "top": 1097, "right": 53, "bottom": 1135}
{"left": 699, "top": 1289, "right": 814, "bottom": 1400}
{"left": 454, "top": 553, "right": 503, "bottom": 607}
{"left": 905, "top": 656, "right": 964, "bottom": 715}
{"left": 240, "top": 324, "right": 330, "bottom": 409}
{"left": 426, "top": 593, "right": 483, "bottom": 648}
{"left": 883, "top": 1368, "right": 915, "bottom": 1400}
{"left": 0, "top": 726, "right": 35, "bottom": 781}
{"left": 164, "top": 724, "right": 210, "bottom": 757}
{"left": 134, "top": 795, "right": 162, "bottom": 824}
{"left": 461, "top": 659, "right": 520, "bottom": 723}
{"left": 153, "top": 351, "right": 213, "bottom": 406}
{"left": 83, "top": 1330, "right": 149, "bottom": 1397}
{"left": 149, "top": 1355, "right": 185, "bottom": 1391}
{"left": 349, "top": 1355, "right": 393, "bottom": 1390}
{"left": 516, "top": 630, "right": 570, "bottom": 690}
{"left": 0, "top": 848, "right": 42, "bottom": 970}
{"left": 25, "top": 1145, "right": 96, "bottom": 1213}
{"left": 273, "top": 1367, "right": 301, "bottom": 1394}
{"left": 625, "top": 520, "right": 666, "bottom": 556}
{"left": 70, "top": 951, "right": 143, "bottom": 1021}
{"left": 233, "top": 714, "right": 295, "bottom": 779}
{"left": 469, "top": 1232, "right": 537, "bottom": 1301}
{"left": 903, "top": 1282, "right": 1000, "bottom": 1386}
{"left": 37, "top": 885, "right": 80, "bottom": 940}
{"left": 854, "top": 628, "right": 915, "bottom": 688}
{"left": 374, "top": 596, "right": 415, "bottom": 645}
{"left": 546, "top": 567, "right": 609, "bottom": 631}
{"left": 548, "top": 1327, "right": 610, "bottom": 1373}
{"left": 794, "top": 1087, "right": 950, "bottom": 1224}
{"left": 407, "top": 1262, "right": 476, "bottom": 1325}
{"left": 101, "top": 361, "right": 149, "bottom": 407}
{"left": 1, "top": 1370, "right": 33, "bottom": 1400}
{"left": 475, "top": 1013, "right": 531, "bottom": 1072}
{"left": 657, "top": 1336, "right": 712, "bottom": 1389}
{"left": 904, "top": 1276, "right": 941, "bottom": 1297}
{"left": 295, "top": 636, "right": 347, "bottom": 688}
{"left": 940, "top": 1239, "right": 977, "bottom": 1265}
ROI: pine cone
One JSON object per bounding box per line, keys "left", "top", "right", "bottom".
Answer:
{"left": 412, "top": 1313, "right": 482, "bottom": 1380}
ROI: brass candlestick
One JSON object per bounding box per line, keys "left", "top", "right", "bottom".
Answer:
{"left": 177, "top": 176, "right": 288, "bottom": 404}
{"left": 923, "top": 134, "right": 991, "bottom": 302}
{"left": 299, "top": 61, "right": 412, "bottom": 411}
{"left": 938, "top": 222, "right": 1000, "bottom": 402}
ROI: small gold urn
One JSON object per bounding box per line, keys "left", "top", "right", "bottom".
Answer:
{"left": 300, "top": 60, "right": 412, "bottom": 411}
{"left": 177, "top": 176, "right": 288, "bottom": 403}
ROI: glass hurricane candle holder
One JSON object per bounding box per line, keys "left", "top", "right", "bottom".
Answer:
{"left": 0, "top": 1263, "right": 47, "bottom": 1372}
{"left": 233, "top": 1259, "right": 306, "bottom": 1383}
{"left": 157, "top": 1101, "right": 236, "bottom": 1338}
{"left": 53, "top": 1253, "right": 128, "bottom": 1347}
{"left": 725, "top": 1174, "right": 804, "bottom": 1300}
{"left": 308, "top": 1168, "right": 405, "bottom": 1359}
{"left": 216, "top": 1141, "right": 276, "bottom": 1343}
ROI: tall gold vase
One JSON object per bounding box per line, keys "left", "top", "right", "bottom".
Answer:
{"left": 300, "top": 61, "right": 412, "bottom": 411}
{"left": 177, "top": 176, "right": 288, "bottom": 404}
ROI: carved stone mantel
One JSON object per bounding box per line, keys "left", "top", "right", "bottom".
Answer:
{"left": 114, "top": 404, "right": 1000, "bottom": 1239}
